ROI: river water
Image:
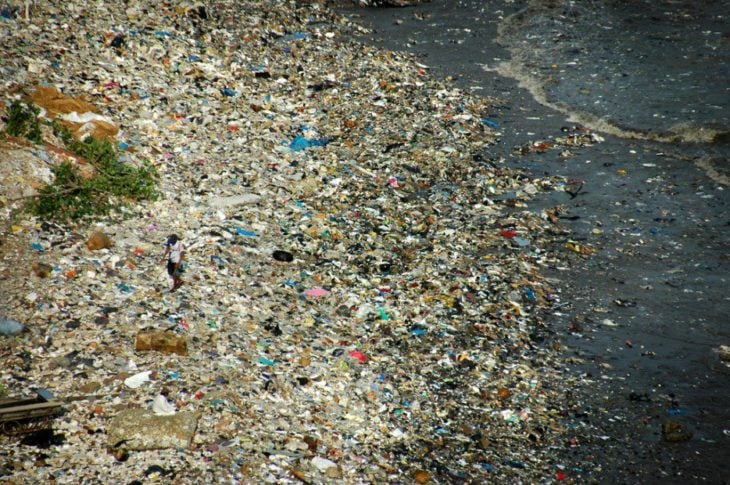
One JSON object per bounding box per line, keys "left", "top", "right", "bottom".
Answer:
{"left": 343, "top": 0, "right": 730, "bottom": 481}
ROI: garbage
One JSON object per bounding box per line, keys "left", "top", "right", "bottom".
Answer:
{"left": 662, "top": 420, "right": 693, "bottom": 443}
{"left": 272, "top": 250, "right": 294, "bottom": 262}
{"left": 715, "top": 345, "right": 730, "bottom": 362}
{"left": 303, "top": 287, "right": 329, "bottom": 298}
{"left": 86, "top": 231, "right": 113, "bottom": 251}
{"left": 107, "top": 409, "right": 197, "bottom": 451}
{"left": 311, "top": 456, "right": 338, "bottom": 473}
{"left": 152, "top": 394, "right": 176, "bottom": 416}
{"left": 348, "top": 350, "right": 368, "bottom": 363}
{"left": 0, "top": 388, "right": 63, "bottom": 435}
{"left": 0, "top": 0, "right": 591, "bottom": 482}
{"left": 414, "top": 470, "right": 431, "bottom": 483}
{"left": 124, "top": 371, "right": 152, "bottom": 389}
{"left": 288, "top": 135, "right": 329, "bottom": 151}
{"left": 0, "top": 317, "right": 24, "bottom": 336}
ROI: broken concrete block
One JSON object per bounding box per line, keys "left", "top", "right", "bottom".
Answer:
{"left": 107, "top": 409, "right": 197, "bottom": 451}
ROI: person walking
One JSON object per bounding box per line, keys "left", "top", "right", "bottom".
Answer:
{"left": 161, "top": 234, "right": 184, "bottom": 291}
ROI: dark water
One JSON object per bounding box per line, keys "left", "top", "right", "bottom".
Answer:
{"left": 346, "top": 0, "right": 730, "bottom": 179}
{"left": 497, "top": 0, "right": 730, "bottom": 144}
{"left": 344, "top": 0, "right": 730, "bottom": 482}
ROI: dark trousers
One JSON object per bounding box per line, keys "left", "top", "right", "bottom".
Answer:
{"left": 167, "top": 260, "right": 178, "bottom": 278}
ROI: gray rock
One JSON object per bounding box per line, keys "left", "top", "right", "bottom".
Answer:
{"left": 107, "top": 409, "right": 197, "bottom": 451}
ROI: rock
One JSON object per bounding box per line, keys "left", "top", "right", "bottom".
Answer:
{"left": 86, "top": 231, "right": 113, "bottom": 251}
{"left": 135, "top": 331, "right": 188, "bottom": 355}
{"left": 662, "top": 420, "right": 693, "bottom": 442}
{"left": 107, "top": 409, "right": 197, "bottom": 451}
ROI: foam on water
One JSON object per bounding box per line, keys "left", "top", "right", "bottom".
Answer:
{"left": 487, "top": 60, "right": 727, "bottom": 145}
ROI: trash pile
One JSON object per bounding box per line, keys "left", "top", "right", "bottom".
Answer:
{"left": 0, "top": 1, "right": 583, "bottom": 482}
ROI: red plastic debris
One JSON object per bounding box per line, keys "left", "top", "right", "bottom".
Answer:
{"left": 348, "top": 350, "right": 368, "bottom": 363}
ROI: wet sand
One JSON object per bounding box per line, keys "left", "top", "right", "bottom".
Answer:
{"left": 343, "top": 0, "right": 730, "bottom": 481}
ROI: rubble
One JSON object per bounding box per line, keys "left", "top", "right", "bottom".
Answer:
{"left": 107, "top": 409, "right": 197, "bottom": 451}
{"left": 0, "top": 0, "right": 582, "bottom": 482}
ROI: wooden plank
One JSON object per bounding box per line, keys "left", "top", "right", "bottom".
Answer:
{"left": 0, "top": 402, "right": 61, "bottom": 421}
{"left": 0, "top": 398, "right": 41, "bottom": 409}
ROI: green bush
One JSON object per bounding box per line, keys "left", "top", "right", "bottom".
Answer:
{"left": 1, "top": 102, "right": 159, "bottom": 221}
{"left": 27, "top": 125, "right": 159, "bottom": 221}
{"left": 6, "top": 101, "right": 42, "bottom": 144}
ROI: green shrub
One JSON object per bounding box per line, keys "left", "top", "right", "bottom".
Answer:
{"left": 28, "top": 125, "right": 159, "bottom": 221}
{"left": 6, "top": 101, "right": 42, "bottom": 144}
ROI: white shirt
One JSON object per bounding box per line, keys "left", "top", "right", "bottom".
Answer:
{"left": 167, "top": 240, "right": 184, "bottom": 263}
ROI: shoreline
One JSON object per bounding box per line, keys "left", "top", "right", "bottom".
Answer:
{"left": 2, "top": 1, "right": 590, "bottom": 482}
{"left": 347, "top": 0, "right": 730, "bottom": 481}
{"left": 0, "top": 0, "right": 727, "bottom": 482}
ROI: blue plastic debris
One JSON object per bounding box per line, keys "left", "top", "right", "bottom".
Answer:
{"left": 235, "top": 227, "right": 256, "bottom": 237}
{"left": 481, "top": 118, "right": 499, "bottom": 129}
{"left": 116, "top": 283, "right": 132, "bottom": 293}
{"left": 667, "top": 408, "right": 688, "bottom": 416}
{"left": 289, "top": 135, "right": 328, "bottom": 151}
{"left": 281, "top": 32, "right": 308, "bottom": 41}
{"left": 0, "top": 318, "right": 24, "bottom": 336}
{"left": 220, "top": 87, "right": 237, "bottom": 97}
{"left": 513, "top": 237, "right": 530, "bottom": 247}
{"left": 31, "top": 242, "right": 44, "bottom": 251}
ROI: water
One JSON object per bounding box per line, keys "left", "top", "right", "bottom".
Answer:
{"left": 496, "top": 0, "right": 730, "bottom": 144}
{"left": 345, "top": 0, "right": 729, "bottom": 181}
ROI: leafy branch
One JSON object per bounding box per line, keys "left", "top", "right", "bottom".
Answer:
{"left": 2, "top": 101, "right": 159, "bottom": 221}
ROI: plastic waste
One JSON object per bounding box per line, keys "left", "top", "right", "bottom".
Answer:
{"left": 288, "top": 136, "right": 329, "bottom": 151}
{"left": 273, "top": 250, "right": 293, "bottom": 262}
{"left": 152, "top": 394, "right": 176, "bottom": 415}
{"left": 124, "top": 371, "right": 152, "bottom": 389}
{"left": 0, "top": 317, "right": 24, "bottom": 336}
{"left": 304, "top": 287, "right": 329, "bottom": 298}
{"left": 311, "top": 456, "right": 337, "bottom": 472}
